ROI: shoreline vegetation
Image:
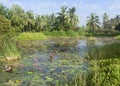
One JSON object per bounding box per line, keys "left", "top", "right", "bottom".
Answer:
{"left": 17, "top": 32, "right": 120, "bottom": 41}
{"left": 0, "top": 31, "right": 120, "bottom": 61}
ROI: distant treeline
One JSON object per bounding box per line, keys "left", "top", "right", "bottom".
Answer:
{"left": 0, "top": 3, "right": 120, "bottom": 34}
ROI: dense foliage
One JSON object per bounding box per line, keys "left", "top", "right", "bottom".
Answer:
{"left": 0, "top": 14, "right": 20, "bottom": 59}
{"left": 0, "top": 3, "right": 120, "bottom": 34}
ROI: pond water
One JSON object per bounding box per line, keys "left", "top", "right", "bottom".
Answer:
{"left": 0, "top": 37, "right": 118, "bottom": 85}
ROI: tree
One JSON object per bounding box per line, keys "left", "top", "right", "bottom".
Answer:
{"left": 115, "top": 15, "right": 120, "bottom": 31}
{"left": 9, "top": 4, "right": 27, "bottom": 32}
{"left": 86, "top": 13, "right": 100, "bottom": 33}
{"left": 115, "top": 23, "right": 120, "bottom": 31}
{"left": 67, "top": 7, "right": 79, "bottom": 30}
{"left": 0, "top": 3, "right": 9, "bottom": 18}
{"left": 25, "top": 10, "right": 35, "bottom": 32}
{"left": 56, "top": 6, "right": 68, "bottom": 31}
{"left": 47, "top": 14, "right": 56, "bottom": 31}
{"left": 115, "top": 15, "right": 120, "bottom": 25}
{"left": 35, "top": 15, "right": 48, "bottom": 32}
{"left": 102, "top": 13, "right": 109, "bottom": 29}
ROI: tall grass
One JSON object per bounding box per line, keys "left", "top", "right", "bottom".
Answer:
{"left": 0, "top": 37, "right": 21, "bottom": 60}
{"left": 86, "top": 42, "right": 120, "bottom": 86}
{"left": 87, "top": 42, "right": 120, "bottom": 60}
{"left": 115, "top": 35, "right": 120, "bottom": 40}
{"left": 88, "top": 58, "right": 120, "bottom": 86}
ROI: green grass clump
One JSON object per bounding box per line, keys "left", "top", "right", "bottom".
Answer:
{"left": 87, "top": 42, "right": 120, "bottom": 60}
{"left": 17, "top": 32, "right": 47, "bottom": 41}
{"left": 88, "top": 58, "right": 120, "bottom": 86}
{"left": 3, "top": 40, "right": 21, "bottom": 60}
{"left": 0, "top": 38, "right": 21, "bottom": 60}
{"left": 115, "top": 35, "right": 120, "bottom": 40}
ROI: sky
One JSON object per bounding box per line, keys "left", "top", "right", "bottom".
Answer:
{"left": 0, "top": 0, "right": 120, "bottom": 26}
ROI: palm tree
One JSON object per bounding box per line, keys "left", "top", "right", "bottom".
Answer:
{"left": 45, "top": 14, "right": 56, "bottom": 31}
{"left": 26, "top": 10, "right": 35, "bottom": 32}
{"left": 86, "top": 13, "right": 100, "bottom": 33}
{"left": 57, "top": 6, "right": 68, "bottom": 23}
{"left": 67, "top": 7, "right": 79, "bottom": 30}
{"left": 9, "top": 4, "right": 27, "bottom": 32}
{"left": 102, "top": 13, "right": 109, "bottom": 29}
{"left": 56, "top": 6, "right": 68, "bottom": 31}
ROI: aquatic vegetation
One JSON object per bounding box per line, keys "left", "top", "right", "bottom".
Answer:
{"left": 0, "top": 38, "right": 120, "bottom": 86}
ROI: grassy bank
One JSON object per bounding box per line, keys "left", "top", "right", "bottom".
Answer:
{"left": 17, "top": 31, "right": 120, "bottom": 42}
{"left": 17, "top": 32, "right": 47, "bottom": 41}
{"left": 87, "top": 42, "right": 120, "bottom": 60}
{"left": 0, "top": 32, "right": 47, "bottom": 60}
{"left": 44, "top": 30, "right": 120, "bottom": 37}
{"left": 86, "top": 42, "right": 120, "bottom": 86}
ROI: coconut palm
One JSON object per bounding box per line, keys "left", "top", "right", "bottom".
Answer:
{"left": 56, "top": 6, "right": 68, "bottom": 31}
{"left": 86, "top": 13, "right": 100, "bottom": 33}
{"left": 57, "top": 6, "right": 68, "bottom": 23}
{"left": 26, "top": 10, "right": 35, "bottom": 32}
{"left": 102, "top": 13, "right": 109, "bottom": 29}
{"left": 67, "top": 7, "right": 79, "bottom": 30}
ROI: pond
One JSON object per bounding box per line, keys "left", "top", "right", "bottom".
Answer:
{"left": 0, "top": 37, "right": 118, "bottom": 86}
